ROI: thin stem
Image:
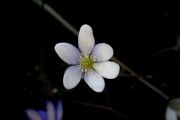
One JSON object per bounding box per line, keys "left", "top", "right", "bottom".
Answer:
{"left": 151, "top": 46, "right": 178, "bottom": 56}
{"left": 31, "top": 0, "right": 169, "bottom": 100}
{"left": 112, "top": 57, "right": 169, "bottom": 100}
{"left": 32, "top": 0, "right": 78, "bottom": 36}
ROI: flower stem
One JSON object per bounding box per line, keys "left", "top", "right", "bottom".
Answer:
{"left": 31, "top": 0, "right": 169, "bottom": 100}
{"left": 151, "top": 46, "right": 178, "bottom": 56}
{"left": 112, "top": 57, "right": 169, "bottom": 100}
{"left": 32, "top": 0, "right": 78, "bottom": 36}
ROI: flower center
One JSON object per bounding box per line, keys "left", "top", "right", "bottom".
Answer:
{"left": 79, "top": 55, "right": 94, "bottom": 72}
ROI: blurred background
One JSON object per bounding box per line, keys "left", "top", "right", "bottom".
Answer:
{"left": 6, "top": 0, "right": 180, "bottom": 119}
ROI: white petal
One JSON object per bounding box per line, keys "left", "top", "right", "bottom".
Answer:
{"left": 93, "top": 61, "right": 120, "bottom": 79}
{"left": 91, "top": 43, "right": 113, "bottom": 62}
{"left": 25, "top": 109, "right": 42, "bottom": 120}
{"left": 84, "top": 70, "right": 105, "bottom": 92}
{"left": 63, "top": 66, "right": 82, "bottom": 89}
{"left": 165, "top": 106, "right": 178, "bottom": 120}
{"left": 78, "top": 24, "right": 95, "bottom": 55}
{"left": 46, "top": 101, "right": 55, "bottom": 120}
{"left": 55, "top": 43, "right": 80, "bottom": 65}
{"left": 56, "top": 100, "right": 63, "bottom": 120}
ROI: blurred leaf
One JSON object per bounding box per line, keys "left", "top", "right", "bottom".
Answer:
{"left": 170, "top": 98, "right": 180, "bottom": 111}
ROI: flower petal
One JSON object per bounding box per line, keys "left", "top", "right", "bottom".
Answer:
{"left": 46, "top": 101, "right": 55, "bottom": 120}
{"left": 91, "top": 43, "right": 113, "bottom": 62}
{"left": 93, "top": 61, "right": 120, "bottom": 79}
{"left": 84, "top": 70, "right": 105, "bottom": 92}
{"left": 38, "top": 111, "right": 47, "bottom": 120}
{"left": 55, "top": 43, "right": 80, "bottom": 65}
{"left": 165, "top": 106, "right": 178, "bottom": 120}
{"left": 56, "top": 100, "right": 63, "bottom": 120}
{"left": 25, "top": 109, "right": 42, "bottom": 120}
{"left": 78, "top": 24, "right": 95, "bottom": 55}
{"left": 63, "top": 66, "right": 82, "bottom": 89}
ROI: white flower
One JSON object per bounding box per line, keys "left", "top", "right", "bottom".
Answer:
{"left": 26, "top": 100, "right": 63, "bottom": 120}
{"left": 55, "top": 24, "right": 120, "bottom": 92}
{"left": 165, "top": 98, "right": 180, "bottom": 120}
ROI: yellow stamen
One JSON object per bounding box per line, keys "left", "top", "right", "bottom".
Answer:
{"left": 79, "top": 55, "right": 94, "bottom": 72}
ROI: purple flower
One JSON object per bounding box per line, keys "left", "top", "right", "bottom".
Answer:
{"left": 25, "top": 100, "right": 63, "bottom": 120}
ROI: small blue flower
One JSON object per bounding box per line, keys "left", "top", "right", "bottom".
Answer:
{"left": 25, "top": 100, "right": 63, "bottom": 120}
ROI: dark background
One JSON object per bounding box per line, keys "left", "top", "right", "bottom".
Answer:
{"left": 5, "top": 0, "right": 180, "bottom": 120}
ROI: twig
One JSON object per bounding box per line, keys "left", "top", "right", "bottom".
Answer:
{"left": 151, "top": 46, "right": 178, "bottom": 56}
{"left": 112, "top": 57, "right": 169, "bottom": 100}
{"left": 32, "top": 0, "right": 78, "bottom": 36}
{"left": 31, "top": 0, "right": 169, "bottom": 100}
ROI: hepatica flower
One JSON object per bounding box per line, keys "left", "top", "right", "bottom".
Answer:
{"left": 55, "top": 24, "right": 120, "bottom": 92}
{"left": 26, "top": 100, "right": 63, "bottom": 120}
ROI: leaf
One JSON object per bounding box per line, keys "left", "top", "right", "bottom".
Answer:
{"left": 169, "top": 98, "right": 180, "bottom": 111}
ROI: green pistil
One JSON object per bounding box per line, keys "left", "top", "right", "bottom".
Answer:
{"left": 79, "top": 55, "right": 94, "bottom": 72}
